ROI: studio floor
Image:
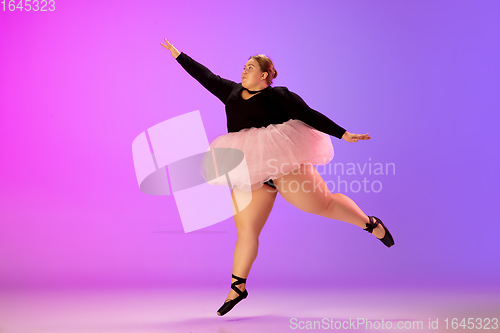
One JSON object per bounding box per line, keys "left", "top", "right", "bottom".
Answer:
{"left": 0, "top": 286, "right": 498, "bottom": 333}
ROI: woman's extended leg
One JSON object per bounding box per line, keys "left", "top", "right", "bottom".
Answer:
{"left": 273, "top": 163, "right": 386, "bottom": 239}
{"left": 224, "top": 184, "right": 278, "bottom": 302}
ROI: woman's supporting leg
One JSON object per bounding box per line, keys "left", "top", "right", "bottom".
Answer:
{"left": 273, "top": 163, "right": 386, "bottom": 239}
{"left": 224, "top": 184, "right": 278, "bottom": 302}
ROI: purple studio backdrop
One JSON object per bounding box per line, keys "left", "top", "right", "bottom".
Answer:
{"left": 0, "top": 0, "right": 498, "bottom": 291}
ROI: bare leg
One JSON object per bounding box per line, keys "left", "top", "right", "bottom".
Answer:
{"left": 274, "top": 164, "right": 386, "bottom": 239}
{"left": 224, "top": 184, "right": 278, "bottom": 302}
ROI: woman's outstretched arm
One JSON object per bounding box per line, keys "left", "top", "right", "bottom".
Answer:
{"left": 161, "top": 38, "right": 239, "bottom": 104}
{"left": 282, "top": 87, "right": 370, "bottom": 142}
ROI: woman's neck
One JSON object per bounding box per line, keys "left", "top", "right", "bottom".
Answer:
{"left": 243, "top": 85, "right": 269, "bottom": 94}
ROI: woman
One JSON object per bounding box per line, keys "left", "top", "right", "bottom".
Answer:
{"left": 160, "top": 38, "right": 395, "bottom": 316}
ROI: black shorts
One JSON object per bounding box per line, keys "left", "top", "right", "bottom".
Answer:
{"left": 263, "top": 179, "right": 276, "bottom": 189}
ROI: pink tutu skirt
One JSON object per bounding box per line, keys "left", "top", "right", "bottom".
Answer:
{"left": 199, "top": 119, "right": 334, "bottom": 192}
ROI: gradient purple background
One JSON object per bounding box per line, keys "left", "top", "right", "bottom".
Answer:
{"left": 1, "top": 0, "right": 498, "bottom": 293}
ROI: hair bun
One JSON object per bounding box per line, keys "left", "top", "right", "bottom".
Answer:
{"left": 274, "top": 69, "right": 278, "bottom": 79}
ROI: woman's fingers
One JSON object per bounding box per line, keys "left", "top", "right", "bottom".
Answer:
{"left": 161, "top": 38, "right": 172, "bottom": 49}
{"left": 357, "top": 133, "right": 370, "bottom": 139}
{"left": 350, "top": 133, "right": 371, "bottom": 142}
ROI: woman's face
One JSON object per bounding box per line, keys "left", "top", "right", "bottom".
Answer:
{"left": 242, "top": 58, "right": 268, "bottom": 88}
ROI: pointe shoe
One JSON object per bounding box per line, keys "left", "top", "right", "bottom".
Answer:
{"left": 217, "top": 273, "right": 248, "bottom": 316}
{"left": 363, "top": 216, "right": 395, "bottom": 248}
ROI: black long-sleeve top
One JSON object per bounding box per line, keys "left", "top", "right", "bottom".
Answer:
{"left": 175, "top": 52, "right": 347, "bottom": 139}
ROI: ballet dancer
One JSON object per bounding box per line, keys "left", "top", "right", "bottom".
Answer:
{"left": 161, "top": 38, "right": 395, "bottom": 316}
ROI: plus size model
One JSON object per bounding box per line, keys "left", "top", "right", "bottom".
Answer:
{"left": 161, "top": 38, "right": 395, "bottom": 317}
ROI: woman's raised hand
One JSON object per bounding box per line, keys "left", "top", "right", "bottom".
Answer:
{"left": 160, "top": 38, "right": 181, "bottom": 59}
{"left": 342, "top": 131, "right": 371, "bottom": 142}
